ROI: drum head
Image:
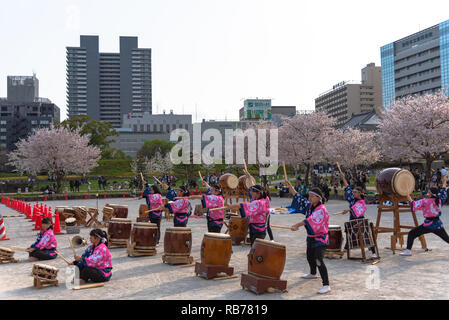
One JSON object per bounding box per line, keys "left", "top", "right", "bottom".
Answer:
{"left": 110, "top": 218, "right": 131, "bottom": 223}
{"left": 254, "top": 238, "right": 285, "bottom": 248}
{"left": 393, "top": 170, "right": 415, "bottom": 196}
{"left": 328, "top": 225, "right": 341, "bottom": 230}
{"left": 65, "top": 218, "right": 76, "bottom": 224}
{"left": 134, "top": 222, "right": 157, "bottom": 228}
{"left": 204, "top": 232, "right": 231, "bottom": 239}
{"left": 227, "top": 175, "right": 239, "bottom": 189}
{"left": 166, "top": 227, "right": 191, "bottom": 232}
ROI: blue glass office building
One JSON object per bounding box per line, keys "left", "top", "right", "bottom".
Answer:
{"left": 381, "top": 19, "right": 449, "bottom": 109}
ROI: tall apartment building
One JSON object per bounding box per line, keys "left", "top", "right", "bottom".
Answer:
{"left": 315, "top": 63, "right": 382, "bottom": 126}
{"left": 7, "top": 75, "right": 39, "bottom": 103}
{"left": 381, "top": 19, "right": 449, "bottom": 109}
{"left": 67, "top": 36, "right": 152, "bottom": 127}
{"left": 0, "top": 75, "right": 60, "bottom": 151}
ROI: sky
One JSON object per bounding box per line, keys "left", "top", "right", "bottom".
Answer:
{"left": 0, "top": 0, "right": 448, "bottom": 122}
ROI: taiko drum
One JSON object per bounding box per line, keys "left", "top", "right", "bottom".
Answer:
{"left": 139, "top": 204, "right": 148, "bottom": 218}
{"left": 375, "top": 168, "right": 415, "bottom": 197}
{"left": 219, "top": 173, "right": 239, "bottom": 192}
{"left": 327, "top": 225, "right": 343, "bottom": 252}
{"left": 164, "top": 227, "right": 192, "bottom": 256}
{"left": 229, "top": 216, "right": 248, "bottom": 245}
{"left": 200, "top": 233, "right": 232, "bottom": 266}
{"left": 238, "top": 175, "right": 252, "bottom": 192}
{"left": 106, "top": 204, "right": 129, "bottom": 218}
{"left": 248, "top": 239, "right": 286, "bottom": 280}
{"left": 132, "top": 222, "right": 158, "bottom": 251}
{"left": 108, "top": 218, "right": 132, "bottom": 242}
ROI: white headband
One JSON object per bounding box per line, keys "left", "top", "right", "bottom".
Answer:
{"left": 309, "top": 191, "right": 322, "bottom": 200}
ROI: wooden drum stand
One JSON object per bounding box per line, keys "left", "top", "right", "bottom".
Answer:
{"left": 375, "top": 194, "right": 427, "bottom": 254}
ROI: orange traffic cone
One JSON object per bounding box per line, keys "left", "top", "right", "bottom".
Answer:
{"left": 53, "top": 211, "right": 62, "bottom": 235}
{"left": 104, "top": 193, "right": 107, "bottom": 199}
{"left": 84, "top": 194, "right": 88, "bottom": 199}
{"left": 34, "top": 212, "right": 42, "bottom": 230}
{"left": 0, "top": 215, "right": 10, "bottom": 241}
{"left": 65, "top": 194, "right": 68, "bottom": 201}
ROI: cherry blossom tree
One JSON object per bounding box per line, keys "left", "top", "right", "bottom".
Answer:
{"left": 145, "top": 151, "right": 173, "bottom": 175}
{"left": 326, "top": 128, "right": 381, "bottom": 176}
{"left": 8, "top": 126, "right": 101, "bottom": 193}
{"left": 378, "top": 91, "right": 449, "bottom": 183}
{"left": 278, "top": 112, "right": 335, "bottom": 184}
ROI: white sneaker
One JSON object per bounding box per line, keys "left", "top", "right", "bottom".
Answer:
{"left": 400, "top": 249, "right": 412, "bottom": 256}
{"left": 318, "top": 285, "right": 331, "bottom": 294}
{"left": 371, "top": 253, "right": 378, "bottom": 259}
{"left": 301, "top": 274, "right": 318, "bottom": 279}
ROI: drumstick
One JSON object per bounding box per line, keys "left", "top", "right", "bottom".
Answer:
{"left": 209, "top": 206, "right": 231, "bottom": 212}
{"left": 282, "top": 162, "right": 288, "bottom": 181}
{"left": 198, "top": 171, "right": 203, "bottom": 181}
{"left": 153, "top": 176, "right": 163, "bottom": 185}
{"left": 72, "top": 283, "right": 105, "bottom": 290}
{"left": 271, "top": 225, "right": 293, "bottom": 230}
{"left": 55, "top": 250, "right": 72, "bottom": 265}
{"left": 333, "top": 210, "right": 347, "bottom": 216}
{"left": 10, "top": 246, "right": 29, "bottom": 252}
{"left": 140, "top": 172, "right": 145, "bottom": 182}
{"left": 144, "top": 207, "right": 164, "bottom": 214}
{"left": 68, "top": 236, "right": 76, "bottom": 256}
{"left": 124, "top": 198, "right": 140, "bottom": 202}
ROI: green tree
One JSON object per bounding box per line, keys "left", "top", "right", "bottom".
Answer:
{"left": 136, "top": 139, "right": 175, "bottom": 159}
{"left": 101, "top": 148, "right": 131, "bottom": 160}
{"left": 60, "top": 115, "right": 119, "bottom": 151}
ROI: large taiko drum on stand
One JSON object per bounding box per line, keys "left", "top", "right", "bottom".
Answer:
{"left": 132, "top": 222, "right": 158, "bottom": 251}
{"left": 375, "top": 168, "right": 415, "bottom": 197}
{"left": 229, "top": 216, "right": 248, "bottom": 245}
{"left": 327, "top": 225, "right": 343, "bottom": 252}
{"left": 108, "top": 218, "right": 132, "bottom": 244}
{"left": 219, "top": 173, "right": 239, "bottom": 192}
{"left": 238, "top": 175, "right": 252, "bottom": 193}
{"left": 200, "top": 233, "right": 232, "bottom": 266}
{"left": 248, "top": 239, "right": 286, "bottom": 280}
{"left": 164, "top": 227, "right": 192, "bottom": 256}
{"left": 139, "top": 204, "right": 148, "bottom": 218}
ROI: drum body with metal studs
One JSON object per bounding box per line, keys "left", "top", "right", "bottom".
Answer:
{"left": 108, "top": 218, "right": 132, "bottom": 243}
{"left": 132, "top": 222, "right": 158, "bottom": 251}
{"left": 229, "top": 216, "right": 248, "bottom": 245}
{"left": 248, "top": 239, "right": 286, "bottom": 280}
{"left": 200, "top": 232, "right": 232, "bottom": 266}
{"left": 164, "top": 227, "right": 192, "bottom": 256}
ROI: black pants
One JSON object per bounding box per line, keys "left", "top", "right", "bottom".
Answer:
{"left": 306, "top": 242, "right": 329, "bottom": 286}
{"left": 149, "top": 217, "right": 161, "bottom": 243}
{"left": 78, "top": 266, "right": 108, "bottom": 283}
{"left": 266, "top": 215, "right": 274, "bottom": 241}
{"left": 207, "top": 224, "right": 222, "bottom": 233}
{"left": 29, "top": 250, "right": 54, "bottom": 260}
{"left": 174, "top": 215, "right": 188, "bottom": 227}
{"left": 249, "top": 230, "right": 266, "bottom": 246}
{"left": 407, "top": 224, "right": 449, "bottom": 249}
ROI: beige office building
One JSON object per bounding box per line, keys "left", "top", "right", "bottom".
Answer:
{"left": 315, "top": 63, "right": 382, "bottom": 126}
